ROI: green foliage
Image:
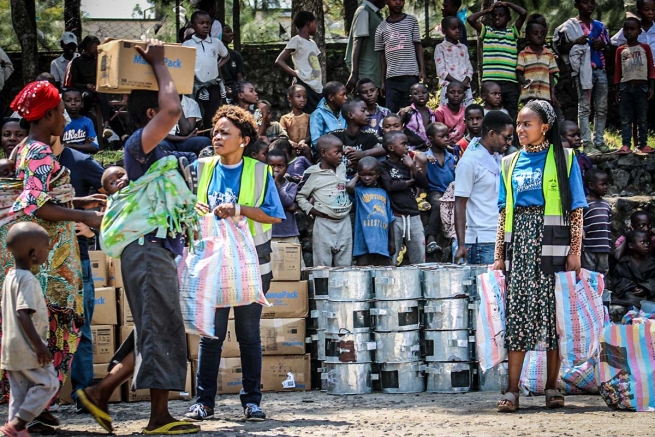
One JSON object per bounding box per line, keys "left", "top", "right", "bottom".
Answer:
{"left": 0, "top": 0, "right": 65, "bottom": 52}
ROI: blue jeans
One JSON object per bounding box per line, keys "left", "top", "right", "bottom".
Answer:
{"left": 466, "top": 242, "right": 495, "bottom": 265}
{"left": 196, "top": 303, "right": 264, "bottom": 409}
{"left": 619, "top": 82, "right": 649, "bottom": 148}
{"left": 385, "top": 75, "right": 419, "bottom": 113}
{"left": 576, "top": 69, "right": 608, "bottom": 148}
{"left": 70, "top": 259, "right": 95, "bottom": 401}
{"left": 160, "top": 136, "right": 211, "bottom": 156}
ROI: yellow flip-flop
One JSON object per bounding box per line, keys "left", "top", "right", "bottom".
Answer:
{"left": 74, "top": 389, "right": 113, "bottom": 433}
{"left": 142, "top": 421, "right": 200, "bottom": 435}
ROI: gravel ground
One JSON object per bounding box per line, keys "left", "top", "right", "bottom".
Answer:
{"left": 5, "top": 391, "right": 655, "bottom": 436}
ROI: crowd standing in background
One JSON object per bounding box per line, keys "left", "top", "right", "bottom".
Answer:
{"left": 0, "top": 0, "right": 654, "bottom": 434}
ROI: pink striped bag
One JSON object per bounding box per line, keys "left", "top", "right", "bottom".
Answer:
{"left": 177, "top": 215, "right": 269, "bottom": 337}
{"left": 519, "top": 350, "right": 598, "bottom": 395}
{"left": 476, "top": 270, "right": 508, "bottom": 373}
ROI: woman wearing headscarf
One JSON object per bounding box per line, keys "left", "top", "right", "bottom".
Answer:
{"left": 0, "top": 81, "right": 103, "bottom": 414}
{"left": 492, "top": 100, "right": 587, "bottom": 412}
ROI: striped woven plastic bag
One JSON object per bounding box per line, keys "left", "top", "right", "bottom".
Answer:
{"left": 519, "top": 350, "right": 598, "bottom": 395}
{"left": 476, "top": 270, "right": 508, "bottom": 373}
{"left": 177, "top": 215, "right": 269, "bottom": 337}
{"left": 596, "top": 319, "right": 655, "bottom": 411}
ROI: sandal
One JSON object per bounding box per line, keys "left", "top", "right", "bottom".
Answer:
{"left": 142, "top": 421, "right": 200, "bottom": 435}
{"left": 497, "top": 391, "right": 519, "bottom": 413}
{"left": 545, "top": 389, "right": 565, "bottom": 409}
{"left": 74, "top": 389, "right": 113, "bottom": 433}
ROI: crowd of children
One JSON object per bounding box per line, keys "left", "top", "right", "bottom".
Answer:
{"left": 2, "top": 0, "right": 655, "bottom": 433}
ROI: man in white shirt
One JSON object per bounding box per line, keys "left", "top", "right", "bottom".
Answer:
{"left": 50, "top": 32, "right": 79, "bottom": 89}
{"left": 182, "top": 10, "right": 229, "bottom": 129}
{"left": 454, "top": 110, "right": 514, "bottom": 265}
{"left": 160, "top": 95, "right": 211, "bottom": 156}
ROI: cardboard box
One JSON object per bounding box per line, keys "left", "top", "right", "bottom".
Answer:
{"left": 187, "top": 334, "right": 199, "bottom": 360}
{"left": 221, "top": 318, "right": 306, "bottom": 358}
{"left": 262, "top": 281, "right": 309, "bottom": 319}
{"left": 92, "top": 325, "right": 115, "bottom": 364}
{"left": 271, "top": 242, "right": 302, "bottom": 281}
{"left": 60, "top": 365, "right": 121, "bottom": 405}
{"left": 119, "top": 288, "right": 133, "bottom": 326}
{"left": 91, "top": 287, "right": 118, "bottom": 326}
{"left": 89, "top": 251, "right": 108, "bottom": 288}
{"left": 217, "top": 354, "right": 310, "bottom": 394}
{"left": 97, "top": 39, "right": 195, "bottom": 94}
{"left": 125, "top": 361, "right": 192, "bottom": 402}
{"left": 120, "top": 325, "right": 134, "bottom": 345}
{"left": 108, "top": 257, "right": 123, "bottom": 288}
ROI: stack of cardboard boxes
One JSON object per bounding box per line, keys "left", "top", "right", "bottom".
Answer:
{"left": 188, "top": 242, "right": 311, "bottom": 394}
{"left": 61, "top": 251, "right": 192, "bottom": 404}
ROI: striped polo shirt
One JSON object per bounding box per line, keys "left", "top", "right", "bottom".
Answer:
{"left": 516, "top": 46, "right": 559, "bottom": 101}
{"left": 582, "top": 200, "right": 612, "bottom": 253}
{"left": 375, "top": 14, "right": 421, "bottom": 78}
{"left": 481, "top": 24, "right": 519, "bottom": 83}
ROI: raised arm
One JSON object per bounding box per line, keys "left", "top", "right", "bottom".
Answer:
{"left": 506, "top": 2, "right": 528, "bottom": 31}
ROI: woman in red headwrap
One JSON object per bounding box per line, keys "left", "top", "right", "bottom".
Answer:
{"left": 0, "top": 81, "right": 103, "bottom": 421}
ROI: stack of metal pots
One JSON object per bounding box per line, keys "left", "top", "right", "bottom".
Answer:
{"left": 319, "top": 268, "right": 376, "bottom": 395}
{"left": 420, "top": 265, "right": 475, "bottom": 393}
{"left": 467, "top": 265, "right": 509, "bottom": 392}
{"left": 371, "top": 266, "right": 425, "bottom": 393}
{"left": 306, "top": 267, "right": 330, "bottom": 390}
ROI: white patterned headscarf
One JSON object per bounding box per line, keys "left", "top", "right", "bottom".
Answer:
{"left": 524, "top": 99, "right": 556, "bottom": 126}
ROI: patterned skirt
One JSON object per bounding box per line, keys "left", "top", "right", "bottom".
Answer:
{"left": 505, "top": 206, "right": 558, "bottom": 352}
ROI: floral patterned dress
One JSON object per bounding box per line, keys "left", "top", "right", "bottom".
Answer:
{"left": 0, "top": 139, "right": 83, "bottom": 404}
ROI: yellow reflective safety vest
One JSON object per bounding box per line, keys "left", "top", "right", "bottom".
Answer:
{"left": 501, "top": 146, "right": 574, "bottom": 274}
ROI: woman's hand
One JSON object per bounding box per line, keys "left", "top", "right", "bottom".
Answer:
{"left": 565, "top": 254, "right": 581, "bottom": 276}
{"left": 492, "top": 259, "right": 505, "bottom": 272}
{"left": 214, "top": 203, "right": 236, "bottom": 219}
{"left": 195, "top": 202, "right": 210, "bottom": 216}
{"left": 75, "top": 194, "right": 107, "bottom": 209}
{"left": 83, "top": 211, "right": 103, "bottom": 230}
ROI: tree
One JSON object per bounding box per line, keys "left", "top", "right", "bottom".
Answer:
{"left": 11, "top": 0, "right": 37, "bottom": 84}
{"left": 64, "top": 0, "right": 82, "bottom": 40}
{"left": 292, "top": 0, "right": 325, "bottom": 82}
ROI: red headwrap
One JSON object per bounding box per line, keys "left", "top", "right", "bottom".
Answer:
{"left": 10, "top": 81, "right": 61, "bottom": 122}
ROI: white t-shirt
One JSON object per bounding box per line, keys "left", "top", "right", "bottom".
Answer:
{"left": 284, "top": 35, "right": 323, "bottom": 94}
{"left": 210, "top": 20, "right": 223, "bottom": 40}
{"left": 50, "top": 53, "right": 79, "bottom": 85}
{"left": 454, "top": 138, "right": 502, "bottom": 244}
{"left": 182, "top": 35, "right": 228, "bottom": 82}
{"left": 169, "top": 96, "right": 202, "bottom": 135}
{"left": 1, "top": 269, "right": 49, "bottom": 371}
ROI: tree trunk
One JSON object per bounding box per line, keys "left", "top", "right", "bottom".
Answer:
{"left": 11, "top": 0, "right": 37, "bottom": 85}
{"left": 64, "top": 0, "right": 82, "bottom": 41}
{"left": 344, "top": 0, "right": 357, "bottom": 34}
{"left": 233, "top": 0, "right": 241, "bottom": 51}
{"left": 216, "top": 0, "right": 225, "bottom": 24}
{"left": 292, "top": 0, "right": 325, "bottom": 82}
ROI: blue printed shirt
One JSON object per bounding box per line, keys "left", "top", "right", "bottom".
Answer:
{"left": 353, "top": 183, "right": 394, "bottom": 258}
{"left": 426, "top": 148, "right": 456, "bottom": 193}
{"left": 62, "top": 116, "right": 98, "bottom": 149}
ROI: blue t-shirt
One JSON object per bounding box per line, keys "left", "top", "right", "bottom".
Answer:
{"left": 58, "top": 147, "right": 103, "bottom": 260}
{"left": 498, "top": 149, "right": 587, "bottom": 211}
{"left": 191, "top": 159, "right": 285, "bottom": 220}
{"left": 62, "top": 116, "right": 98, "bottom": 148}
{"left": 353, "top": 184, "right": 395, "bottom": 258}
{"left": 426, "top": 149, "right": 455, "bottom": 193}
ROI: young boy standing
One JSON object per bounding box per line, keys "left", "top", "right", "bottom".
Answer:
{"left": 379, "top": 130, "right": 428, "bottom": 264}
{"left": 331, "top": 99, "right": 385, "bottom": 178}
{"left": 296, "top": 134, "right": 353, "bottom": 267}
{"left": 50, "top": 32, "right": 79, "bottom": 89}
{"left": 276, "top": 11, "right": 323, "bottom": 114}
{"left": 0, "top": 223, "right": 58, "bottom": 437}
{"left": 356, "top": 78, "right": 390, "bottom": 136}
{"left": 467, "top": 1, "right": 527, "bottom": 122}
{"left": 517, "top": 22, "right": 560, "bottom": 105}
{"left": 560, "top": 120, "right": 592, "bottom": 176}
{"left": 480, "top": 81, "right": 509, "bottom": 115}
{"left": 374, "top": 0, "right": 426, "bottom": 113}
{"left": 267, "top": 149, "right": 300, "bottom": 244}
{"left": 183, "top": 10, "right": 229, "bottom": 129}
{"left": 615, "top": 17, "right": 655, "bottom": 154}
{"left": 581, "top": 168, "right": 612, "bottom": 276}
{"left": 347, "top": 157, "right": 395, "bottom": 266}
{"left": 424, "top": 122, "right": 455, "bottom": 256}
{"left": 454, "top": 104, "right": 484, "bottom": 159}
{"left": 309, "top": 81, "right": 348, "bottom": 148}
{"left": 280, "top": 84, "right": 311, "bottom": 148}
{"left": 62, "top": 88, "right": 99, "bottom": 154}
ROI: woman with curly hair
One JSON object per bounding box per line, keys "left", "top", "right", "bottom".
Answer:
{"left": 184, "top": 105, "right": 284, "bottom": 423}
{"left": 493, "top": 100, "right": 587, "bottom": 412}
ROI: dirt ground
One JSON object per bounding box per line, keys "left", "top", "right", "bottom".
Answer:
{"left": 5, "top": 391, "right": 655, "bottom": 436}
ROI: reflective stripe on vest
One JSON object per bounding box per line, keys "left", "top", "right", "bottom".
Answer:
{"left": 196, "top": 156, "right": 272, "bottom": 246}
{"left": 501, "top": 146, "right": 574, "bottom": 273}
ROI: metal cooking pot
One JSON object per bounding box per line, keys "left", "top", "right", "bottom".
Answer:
{"left": 309, "top": 299, "right": 330, "bottom": 331}
{"left": 373, "top": 330, "right": 421, "bottom": 363}
{"left": 425, "top": 362, "right": 472, "bottom": 393}
{"left": 479, "top": 361, "right": 508, "bottom": 392}
{"left": 423, "top": 330, "right": 472, "bottom": 362}
{"left": 322, "top": 362, "right": 373, "bottom": 395}
{"left": 373, "top": 267, "right": 421, "bottom": 300}
{"left": 371, "top": 299, "right": 420, "bottom": 332}
{"left": 421, "top": 265, "right": 472, "bottom": 299}
{"left": 375, "top": 361, "right": 426, "bottom": 394}
{"left": 423, "top": 298, "right": 469, "bottom": 330}
{"left": 305, "top": 329, "right": 326, "bottom": 361}
{"left": 328, "top": 268, "right": 373, "bottom": 301}
{"left": 309, "top": 268, "right": 330, "bottom": 300}
{"left": 324, "top": 329, "right": 376, "bottom": 363}
{"left": 324, "top": 300, "right": 372, "bottom": 334}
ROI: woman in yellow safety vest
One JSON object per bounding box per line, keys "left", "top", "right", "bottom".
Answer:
{"left": 185, "top": 105, "right": 284, "bottom": 423}
{"left": 492, "top": 100, "right": 587, "bottom": 412}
